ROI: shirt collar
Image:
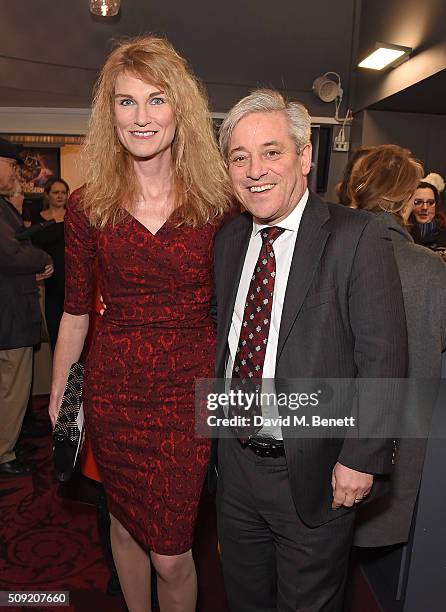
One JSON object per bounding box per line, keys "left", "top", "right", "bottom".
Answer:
{"left": 252, "top": 188, "right": 309, "bottom": 236}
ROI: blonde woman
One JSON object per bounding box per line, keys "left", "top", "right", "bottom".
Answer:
{"left": 348, "top": 145, "right": 446, "bottom": 549}
{"left": 48, "top": 36, "right": 231, "bottom": 612}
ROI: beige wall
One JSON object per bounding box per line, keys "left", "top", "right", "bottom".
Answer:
{"left": 60, "top": 144, "right": 84, "bottom": 193}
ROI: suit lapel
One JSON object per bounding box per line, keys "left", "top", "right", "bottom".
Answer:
{"left": 277, "top": 193, "right": 331, "bottom": 360}
{"left": 216, "top": 214, "right": 252, "bottom": 374}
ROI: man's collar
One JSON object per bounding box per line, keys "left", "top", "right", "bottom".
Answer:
{"left": 252, "top": 188, "right": 309, "bottom": 236}
{"left": 0, "top": 194, "right": 22, "bottom": 218}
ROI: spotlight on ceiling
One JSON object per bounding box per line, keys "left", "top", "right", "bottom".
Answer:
{"left": 89, "top": 0, "right": 120, "bottom": 17}
{"left": 312, "top": 72, "right": 343, "bottom": 103}
{"left": 358, "top": 43, "right": 412, "bottom": 71}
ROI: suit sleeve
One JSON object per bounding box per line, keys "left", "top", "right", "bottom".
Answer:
{"left": 432, "top": 256, "right": 446, "bottom": 352}
{"left": 0, "top": 217, "right": 51, "bottom": 275}
{"left": 337, "top": 217, "right": 408, "bottom": 474}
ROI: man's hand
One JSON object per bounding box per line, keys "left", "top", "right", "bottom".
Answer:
{"left": 331, "top": 462, "right": 373, "bottom": 509}
{"left": 36, "top": 263, "right": 54, "bottom": 281}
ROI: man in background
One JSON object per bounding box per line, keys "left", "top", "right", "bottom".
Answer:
{"left": 0, "top": 137, "right": 53, "bottom": 476}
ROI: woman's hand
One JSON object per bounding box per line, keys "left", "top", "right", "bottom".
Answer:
{"left": 47, "top": 313, "right": 90, "bottom": 428}
{"left": 48, "top": 394, "right": 62, "bottom": 428}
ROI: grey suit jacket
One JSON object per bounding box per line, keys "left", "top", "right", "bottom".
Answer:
{"left": 354, "top": 213, "right": 446, "bottom": 546}
{"left": 213, "top": 193, "right": 408, "bottom": 527}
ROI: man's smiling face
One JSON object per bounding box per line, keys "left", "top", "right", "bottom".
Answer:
{"left": 227, "top": 111, "right": 312, "bottom": 225}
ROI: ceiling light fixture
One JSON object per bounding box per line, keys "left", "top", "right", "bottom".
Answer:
{"left": 358, "top": 43, "right": 412, "bottom": 71}
{"left": 89, "top": 0, "right": 120, "bottom": 17}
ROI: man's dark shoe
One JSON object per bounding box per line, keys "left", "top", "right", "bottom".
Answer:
{"left": 0, "top": 458, "right": 33, "bottom": 476}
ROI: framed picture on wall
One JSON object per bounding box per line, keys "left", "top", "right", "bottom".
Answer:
{"left": 19, "top": 147, "right": 60, "bottom": 196}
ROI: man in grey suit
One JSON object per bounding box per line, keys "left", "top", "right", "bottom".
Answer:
{"left": 212, "top": 90, "right": 407, "bottom": 611}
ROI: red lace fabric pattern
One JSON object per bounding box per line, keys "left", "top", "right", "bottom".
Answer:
{"left": 65, "top": 192, "right": 215, "bottom": 554}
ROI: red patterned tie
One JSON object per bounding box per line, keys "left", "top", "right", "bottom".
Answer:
{"left": 230, "top": 226, "right": 284, "bottom": 438}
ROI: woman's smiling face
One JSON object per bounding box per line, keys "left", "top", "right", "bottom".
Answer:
{"left": 114, "top": 72, "right": 176, "bottom": 160}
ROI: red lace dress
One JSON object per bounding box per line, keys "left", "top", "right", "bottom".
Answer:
{"left": 64, "top": 193, "right": 216, "bottom": 555}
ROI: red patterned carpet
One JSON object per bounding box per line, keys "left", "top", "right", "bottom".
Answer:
{"left": 0, "top": 397, "right": 114, "bottom": 611}
{"left": 0, "top": 396, "right": 380, "bottom": 612}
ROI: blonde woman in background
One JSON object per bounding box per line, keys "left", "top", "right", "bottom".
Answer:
{"left": 348, "top": 144, "right": 446, "bottom": 550}
{"left": 48, "top": 36, "right": 231, "bottom": 612}
{"left": 335, "top": 146, "right": 375, "bottom": 206}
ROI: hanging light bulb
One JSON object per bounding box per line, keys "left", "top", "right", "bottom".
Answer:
{"left": 89, "top": 0, "right": 120, "bottom": 17}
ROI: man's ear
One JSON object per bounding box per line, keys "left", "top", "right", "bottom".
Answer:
{"left": 300, "top": 144, "right": 313, "bottom": 176}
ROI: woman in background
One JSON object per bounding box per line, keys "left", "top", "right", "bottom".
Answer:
{"left": 32, "top": 177, "right": 70, "bottom": 350}
{"left": 347, "top": 144, "right": 446, "bottom": 549}
{"left": 335, "top": 146, "right": 375, "bottom": 206}
{"left": 40, "top": 177, "right": 69, "bottom": 223}
{"left": 409, "top": 178, "right": 446, "bottom": 254}
{"left": 48, "top": 36, "right": 231, "bottom": 612}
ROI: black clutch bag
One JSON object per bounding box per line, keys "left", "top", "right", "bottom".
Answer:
{"left": 53, "top": 362, "right": 85, "bottom": 482}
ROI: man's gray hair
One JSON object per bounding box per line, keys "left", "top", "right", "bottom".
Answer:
{"left": 219, "top": 89, "right": 311, "bottom": 160}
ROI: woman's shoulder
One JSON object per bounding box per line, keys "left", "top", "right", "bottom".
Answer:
{"left": 39, "top": 210, "right": 53, "bottom": 221}
{"left": 29, "top": 208, "right": 46, "bottom": 225}
{"left": 66, "top": 186, "right": 89, "bottom": 222}
{"left": 65, "top": 186, "right": 98, "bottom": 236}
{"left": 435, "top": 226, "right": 446, "bottom": 246}
{"left": 67, "top": 186, "right": 85, "bottom": 211}
{"left": 396, "top": 239, "right": 446, "bottom": 289}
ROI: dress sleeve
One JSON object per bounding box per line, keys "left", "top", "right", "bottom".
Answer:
{"left": 64, "top": 189, "right": 98, "bottom": 315}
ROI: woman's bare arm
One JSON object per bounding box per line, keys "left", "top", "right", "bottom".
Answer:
{"left": 48, "top": 312, "right": 89, "bottom": 426}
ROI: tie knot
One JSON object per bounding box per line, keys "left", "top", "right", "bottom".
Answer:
{"left": 260, "top": 226, "right": 284, "bottom": 245}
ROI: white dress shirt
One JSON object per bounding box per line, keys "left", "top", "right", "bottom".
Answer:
{"left": 226, "top": 189, "right": 309, "bottom": 438}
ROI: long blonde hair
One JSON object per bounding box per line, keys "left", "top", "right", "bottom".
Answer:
{"left": 81, "top": 35, "right": 232, "bottom": 228}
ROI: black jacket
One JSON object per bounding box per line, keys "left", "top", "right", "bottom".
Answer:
{"left": 0, "top": 196, "right": 51, "bottom": 349}
{"left": 213, "top": 193, "right": 408, "bottom": 527}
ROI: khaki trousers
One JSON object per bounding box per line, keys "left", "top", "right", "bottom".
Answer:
{"left": 0, "top": 347, "right": 33, "bottom": 464}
